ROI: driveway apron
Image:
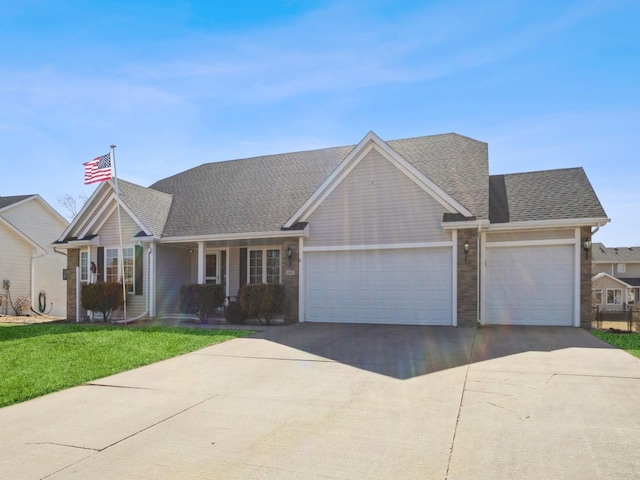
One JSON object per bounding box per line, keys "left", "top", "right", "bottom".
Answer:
{"left": 0, "top": 324, "right": 639, "bottom": 479}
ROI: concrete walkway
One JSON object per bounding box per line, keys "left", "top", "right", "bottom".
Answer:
{"left": 1, "top": 324, "right": 640, "bottom": 479}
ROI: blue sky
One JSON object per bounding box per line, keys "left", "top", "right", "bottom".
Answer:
{"left": 1, "top": 0, "right": 638, "bottom": 246}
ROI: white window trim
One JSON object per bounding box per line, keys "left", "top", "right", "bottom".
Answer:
{"left": 247, "top": 247, "right": 282, "bottom": 284}
{"left": 80, "top": 250, "right": 89, "bottom": 283}
{"left": 618, "top": 263, "right": 626, "bottom": 273}
{"left": 606, "top": 288, "right": 622, "bottom": 305}
{"left": 105, "top": 246, "right": 136, "bottom": 294}
{"left": 593, "top": 288, "right": 602, "bottom": 306}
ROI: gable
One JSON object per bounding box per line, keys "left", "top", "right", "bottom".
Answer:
{"left": 304, "top": 147, "right": 450, "bottom": 247}
{"left": 2, "top": 197, "right": 67, "bottom": 248}
{"left": 96, "top": 208, "right": 145, "bottom": 246}
{"left": 59, "top": 181, "right": 160, "bottom": 244}
{"left": 288, "top": 132, "right": 473, "bottom": 230}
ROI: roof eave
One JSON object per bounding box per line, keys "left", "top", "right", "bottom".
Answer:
{"left": 487, "top": 217, "right": 610, "bottom": 232}
{"left": 159, "top": 228, "right": 309, "bottom": 244}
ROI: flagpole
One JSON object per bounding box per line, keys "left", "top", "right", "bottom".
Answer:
{"left": 110, "top": 145, "right": 127, "bottom": 324}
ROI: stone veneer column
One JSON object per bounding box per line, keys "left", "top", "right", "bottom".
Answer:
{"left": 282, "top": 242, "right": 299, "bottom": 323}
{"left": 66, "top": 249, "right": 79, "bottom": 322}
{"left": 580, "top": 226, "right": 593, "bottom": 329}
{"left": 457, "top": 229, "right": 478, "bottom": 327}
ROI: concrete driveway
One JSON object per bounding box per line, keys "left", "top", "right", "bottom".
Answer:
{"left": 1, "top": 324, "right": 640, "bottom": 479}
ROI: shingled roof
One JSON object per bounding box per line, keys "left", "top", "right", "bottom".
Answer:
{"left": 489, "top": 167, "right": 607, "bottom": 223}
{"left": 592, "top": 243, "right": 640, "bottom": 263}
{"left": 150, "top": 133, "right": 489, "bottom": 237}
{"left": 0, "top": 195, "right": 34, "bottom": 210}
{"left": 116, "top": 180, "right": 172, "bottom": 237}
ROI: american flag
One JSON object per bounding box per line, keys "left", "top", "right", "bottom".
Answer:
{"left": 83, "top": 154, "right": 112, "bottom": 184}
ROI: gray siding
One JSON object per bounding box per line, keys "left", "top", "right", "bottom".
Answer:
{"left": 155, "top": 244, "right": 191, "bottom": 315}
{"left": 305, "top": 149, "right": 449, "bottom": 247}
{"left": 99, "top": 210, "right": 141, "bottom": 247}
{"left": 486, "top": 229, "right": 575, "bottom": 243}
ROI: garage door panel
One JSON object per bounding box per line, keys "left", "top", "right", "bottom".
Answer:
{"left": 486, "top": 245, "right": 574, "bottom": 326}
{"left": 305, "top": 248, "right": 452, "bottom": 325}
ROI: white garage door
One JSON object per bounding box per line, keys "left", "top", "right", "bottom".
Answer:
{"left": 485, "top": 245, "right": 574, "bottom": 326}
{"left": 304, "top": 247, "right": 452, "bottom": 325}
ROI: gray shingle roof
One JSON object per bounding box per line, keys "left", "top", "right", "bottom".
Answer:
{"left": 489, "top": 168, "right": 607, "bottom": 223}
{"left": 0, "top": 195, "right": 34, "bottom": 210}
{"left": 117, "top": 180, "right": 172, "bottom": 237}
{"left": 150, "top": 133, "right": 489, "bottom": 237}
{"left": 592, "top": 243, "right": 640, "bottom": 263}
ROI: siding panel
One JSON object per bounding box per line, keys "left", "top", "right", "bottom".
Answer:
{"left": 305, "top": 149, "right": 449, "bottom": 247}
{"left": 155, "top": 244, "right": 191, "bottom": 315}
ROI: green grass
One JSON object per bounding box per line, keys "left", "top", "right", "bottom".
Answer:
{"left": 0, "top": 324, "right": 254, "bottom": 408}
{"left": 592, "top": 331, "right": 640, "bottom": 359}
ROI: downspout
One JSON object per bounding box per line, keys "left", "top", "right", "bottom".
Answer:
{"left": 477, "top": 225, "right": 481, "bottom": 325}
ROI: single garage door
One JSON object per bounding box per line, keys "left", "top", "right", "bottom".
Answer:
{"left": 485, "top": 245, "right": 574, "bottom": 326}
{"left": 304, "top": 247, "right": 452, "bottom": 325}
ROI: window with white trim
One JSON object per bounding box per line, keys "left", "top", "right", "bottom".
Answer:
{"left": 593, "top": 289, "right": 602, "bottom": 305}
{"left": 618, "top": 263, "right": 626, "bottom": 273}
{"left": 105, "top": 247, "right": 135, "bottom": 293}
{"left": 627, "top": 289, "right": 635, "bottom": 305}
{"left": 248, "top": 248, "right": 281, "bottom": 284}
{"left": 80, "top": 251, "right": 89, "bottom": 282}
{"left": 606, "top": 288, "right": 622, "bottom": 305}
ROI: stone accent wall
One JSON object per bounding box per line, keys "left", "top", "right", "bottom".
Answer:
{"left": 581, "top": 226, "right": 593, "bottom": 329}
{"left": 282, "top": 243, "right": 299, "bottom": 323}
{"left": 457, "top": 229, "right": 478, "bottom": 327}
{"left": 66, "top": 249, "right": 79, "bottom": 322}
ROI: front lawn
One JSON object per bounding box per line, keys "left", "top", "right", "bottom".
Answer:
{"left": 592, "top": 330, "right": 640, "bottom": 359}
{"left": 0, "top": 324, "right": 254, "bottom": 408}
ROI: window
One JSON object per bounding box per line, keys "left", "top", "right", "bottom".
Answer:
{"left": 80, "top": 251, "right": 89, "bottom": 282}
{"left": 593, "top": 289, "right": 602, "bottom": 305}
{"left": 105, "top": 247, "right": 135, "bottom": 293}
{"left": 628, "top": 289, "right": 635, "bottom": 305}
{"left": 607, "top": 288, "right": 622, "bottom": 305}
{"left": 248, "top": 248, "right": 280, "bottom": 284}
{"left": 618, "top": 263, "right": 626, "bottom": 273}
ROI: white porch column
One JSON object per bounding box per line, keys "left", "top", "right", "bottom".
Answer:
{"left": 149, "top": 245, "right": 156, "bottom": 317}
{"left": 197, "top": 241, "right": 205, "bottom": 284}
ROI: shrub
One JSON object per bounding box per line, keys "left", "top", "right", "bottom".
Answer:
{"left": 81, "top": 283, "right": 124, "bottom": 322}
{"left": 179, "top": 284, "right": 226, "bottom": 324}
{"left": 238, "top": 283, "right": 285, "bottom": 325}
{"left": 14, "top": 296, "right": 31, "bottom": 315}
{"left": 224, "top": 301, "right": 246, "bottom": 325}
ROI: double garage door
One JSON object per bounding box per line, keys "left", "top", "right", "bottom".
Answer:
{"left": 485, "top": 245, "right": 575, "bottom": 326}
{"left": 304, "top": 244, "right": 576, "bottom": 326}
{"left": 304, "top": 247, "right": 452, "bottom": 325}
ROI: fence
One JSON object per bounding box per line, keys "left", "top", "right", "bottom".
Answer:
{"left": 593, "top": 304, "right": 638, "bottom": 332}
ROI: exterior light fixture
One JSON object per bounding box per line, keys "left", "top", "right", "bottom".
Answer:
{"left": 463, "top": 240, "right": 469, "bottom": 262}
{"left": 583, "top": 238, "right": 591, "bottom": 260}
{"left": 287, "top": 246, "right": 293, "bottom": 266}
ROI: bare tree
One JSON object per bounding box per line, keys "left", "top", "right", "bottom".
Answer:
{"left": 58, "top": 194, "right": 88, "bottom": 220}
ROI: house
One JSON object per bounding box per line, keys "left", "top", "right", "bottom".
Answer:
{"left": 592, "top": 243, "right": 640, "bottom": 310}
{"left": 0, "top": 195, "right": 69, "bottom": 317}
{"left": 54, "top": 131, "right": 609, "bottom": 327}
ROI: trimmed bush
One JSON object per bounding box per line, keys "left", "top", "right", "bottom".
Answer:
{"left": 81, "top": 283, "right": 124, "bottom": 322}
{"left": 224, "top": 302, "right": 246, "bottom": 325}
{"left": 179, "top": 284, "right": 226, "bottom": 324}
{"left": 238, "top": 283, "right": 285, "bottom": 325}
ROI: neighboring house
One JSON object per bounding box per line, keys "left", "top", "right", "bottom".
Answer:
{"left": 55, "top": 131, "right": 609, "bottom": 327}
{"left": 592, "top": 243, "right": 640, "bottom": 310}
{"left": 0, "top": 195, "right": 69, "bottom": 317}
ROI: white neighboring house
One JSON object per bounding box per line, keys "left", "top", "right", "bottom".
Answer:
{"left": 0, "top": 195, "right": 69, "bottom": 317}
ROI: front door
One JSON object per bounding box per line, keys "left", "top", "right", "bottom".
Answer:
{"left": 205, "top": 252, "right": 218, "bottom": 284}
{"left": 205, "top": 250, "right": 227, "bottom": 288}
